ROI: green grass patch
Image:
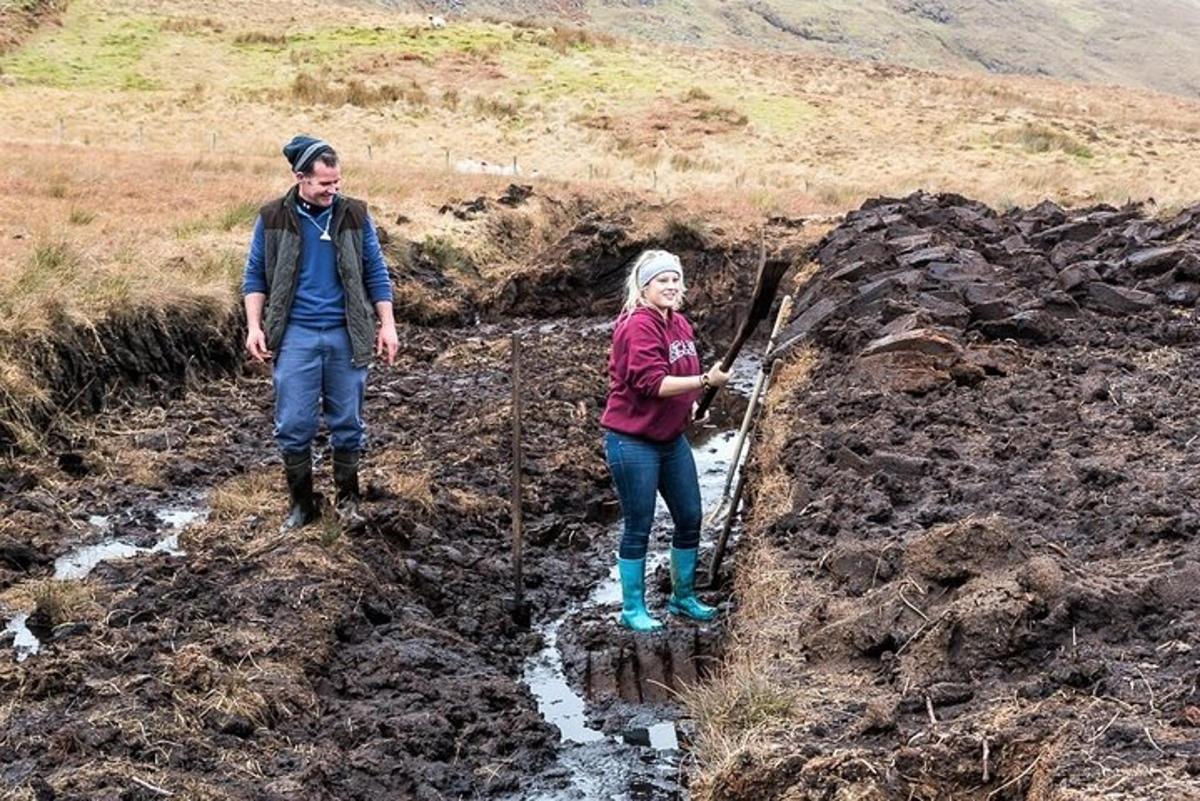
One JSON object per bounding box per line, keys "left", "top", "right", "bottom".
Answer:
{"left": 740, "top": 94, "right": 816, "bottom": 133}
{"left": 285, "top": 22, "right": 515, "bottom": 63}
{"left": 507, "top": 49, "right": 663, "bottom": 102}
{"left": 13, "top": 239, "right": 81, "bottom": 297}
{"left": 994, "top": 122, "right": 1094, "bottom": 159}
{"left": 0, "top": 5, "right": 163, "bottom": 89}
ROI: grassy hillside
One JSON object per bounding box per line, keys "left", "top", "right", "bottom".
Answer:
{"left": 410, "top": 0, "right": 1200, "bottom": 99}
{"left": 2, "top": 0, "right": 1200, "bottom": 334}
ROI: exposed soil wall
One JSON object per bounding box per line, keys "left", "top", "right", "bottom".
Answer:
{"left": 484, "top": 214, "right": 807, "bottom": 346}
{"left": 707, "top": 192, "right": 1200, "bottom": 800}
{"left": 0, "top": 300, "right": 243, "bottom": 454}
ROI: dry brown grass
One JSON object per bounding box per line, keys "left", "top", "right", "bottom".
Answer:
{"left": 361, "top": 447, "right": 437, "bottom": 513}
{"left": 381, "top": 469, "right": 435, "bottom": 513}
{"left": 209, "top": 471, "right": 278, "bottom": 520}
{"left": 164, "top": 642, "right": 318, "bottom": 730}
{"left": 390, "top": 280, "right": 465, "bottom": 324}
{"left": 1, "top": 1, "right": 1197, "bottom": 343}
{"left": 446, "top": 486, "right": 505, "bottom": 518}
{"left": 0, "top": 355, "right": 51, "bottom": 452}
{"left": 743, "top": 345, "right": 818, "bottom": 530}
{"left": 681, "top": 533, "right": 803, "bottom": 777}
{"left": 21, "top": 579, "right": 99, "bottom": 628}
{"left": 682, "top": 343, "right": 822, "bottom": 788}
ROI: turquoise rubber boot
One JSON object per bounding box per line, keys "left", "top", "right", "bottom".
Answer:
{"left": 618, "top": 557, "right": 664, "bottom": 632}
{"left": 668, "top": 547, "right": 718, "bottom": 621}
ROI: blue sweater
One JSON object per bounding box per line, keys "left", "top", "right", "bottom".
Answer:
{"left": 242, "top": 200, "right": 393, "bottom": 328}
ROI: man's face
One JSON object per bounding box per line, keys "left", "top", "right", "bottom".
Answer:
{"left": 296, "top": 162, "right": 341, "bottom": 207}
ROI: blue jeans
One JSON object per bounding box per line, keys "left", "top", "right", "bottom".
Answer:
{"left": 273, "top": 322, "right": 368, "bottom": 453}
{"left": 605, "top": 430, "right": 702, "bottom": 560}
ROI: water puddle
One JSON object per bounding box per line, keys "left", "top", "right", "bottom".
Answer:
{"left": 520, "top": 354, "right": 759, "bottom": 799}
{"left": 4, "top": 505, "right": 205, "bottom": 661}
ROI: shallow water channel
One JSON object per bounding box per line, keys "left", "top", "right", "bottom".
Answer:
{"left": 519, "top": 363, "right": 757, "bottom": 800}
{"left": 3, "top": 505, "right": 206, "bottom": 661}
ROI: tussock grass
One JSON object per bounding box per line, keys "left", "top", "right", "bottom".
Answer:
{"left": 470, "top": 94, "right": 523, "bottom": 119}
{"left": 662, "top": 214, "right": 711, "bottom": 246}
{"left": 382, "top": 469, "right": 435, "bottom": 513}
{"left": 175, "top": 202, "right": 259, "bottom": 238}
{"left": 669, "top": 152, "right": 720, "bottom": 172}
{"left": 216, "top": 200, "right": 259, "bottom": 231}
{"left": 233, "top": 30, "right": 287, "bottom": 46}
{"left": 291, "top": 72, "right": 430, "bottom": 108}
{"left": 1, "top": 238, "right": 82, "bottom": 325}
{"left": 391, "top": 280, "right": 465, "bottom": 324}
{"left": 0, "top": 357, "right": 48, "bottom": 452}
{"left": 314, "top": 512, "right": 343, "bottom": 547}
{"left": 994, "top": 122, "right": 1094, "bottom": 159}
{"left": 158, "top": 16, "right": 225, "bottom": 35}
{"left": 29, "top": 578, "right": 95, "bottom": 628}
{"left": 420, "top": 235, "right": 478, "bottom": 277}
{"left": 534, "top": 26, "right": 617, "bottom": 53}
{"left": 210, "top": 472, "right": 278, "bottom": 520}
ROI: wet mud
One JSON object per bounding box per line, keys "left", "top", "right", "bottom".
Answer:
{"left": 0, "top": 202, "right": 772, "bottom": 800}
{"left": 1, "top": 321, "right": 608, "bottom": 799}
{"left": 715, "top": 192, "right": 1200, "bottom": 800}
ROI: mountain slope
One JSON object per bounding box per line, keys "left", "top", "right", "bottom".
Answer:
{"left": 395, "top": 0, "right": 1200, "bottom": 98}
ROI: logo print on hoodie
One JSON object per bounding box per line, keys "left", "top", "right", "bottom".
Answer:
{"left": 669, "top": 339, "right": 697, "bottom": 364}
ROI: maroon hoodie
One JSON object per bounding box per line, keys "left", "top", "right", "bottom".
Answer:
{"left": 600, "top": 306, "right": 702, "bottom": 442}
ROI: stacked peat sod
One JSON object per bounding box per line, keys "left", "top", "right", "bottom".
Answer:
{"left": 774, "top": 190, "right": 1200, "bottom": 388}
{"left": 724, "top": 192, "right": 1200, "bottom": 800}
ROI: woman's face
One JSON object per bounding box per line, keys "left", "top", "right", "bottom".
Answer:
{"left": 641, "top": 271, "right": 683, "bottom": 312}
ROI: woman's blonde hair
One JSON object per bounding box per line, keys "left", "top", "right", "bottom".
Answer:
{"left": 619, "top": 249, "right": 686, "bottom": 316}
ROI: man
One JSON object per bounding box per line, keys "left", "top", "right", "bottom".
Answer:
{"left": 242, "top": 135, "right": 398, "bottom": 529}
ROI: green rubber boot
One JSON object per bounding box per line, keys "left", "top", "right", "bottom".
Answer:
{"left": 618, "top": 557, "right": 664, "bottom": 632}
{"left": 668, "top": 547, "right": 718, "bottom": 621}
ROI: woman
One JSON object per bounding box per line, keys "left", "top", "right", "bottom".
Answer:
{"left": 600, "top": 250, "right": 730, "bottom": 632}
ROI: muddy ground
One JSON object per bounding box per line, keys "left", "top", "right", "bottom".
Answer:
{"left": 0, "top": 188, "right": 804, "bottom": 800}
{"left": 15, "top": 185, "right": 1199, "bottom": 801}
{"left": 707, "top": 192, "right": 1200, "bottom": 800}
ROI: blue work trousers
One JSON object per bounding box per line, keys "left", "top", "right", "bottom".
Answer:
{"left": 605, "top": 430, "right": 702, "bottom": 560}
{"left": 273, "top": 322, "right": 368, "bottom": 453}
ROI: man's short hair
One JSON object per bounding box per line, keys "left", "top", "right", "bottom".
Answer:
{"left": 301, "top": 149, "right": 339, "bottom": 176}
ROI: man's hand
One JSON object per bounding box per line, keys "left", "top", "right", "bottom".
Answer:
{"left": 376, "top": 322, "right": 399, "bottom": 365}
{"left": 246, "top": 327, "right": 272, "bottom": 362}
